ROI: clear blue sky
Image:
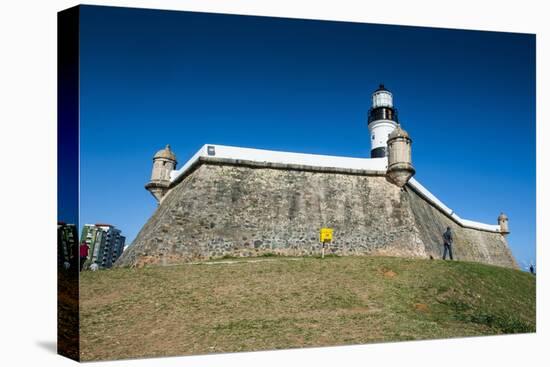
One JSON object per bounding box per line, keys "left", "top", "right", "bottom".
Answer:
{"left": 75, "top": 5, "right": 536, "bottom": 267}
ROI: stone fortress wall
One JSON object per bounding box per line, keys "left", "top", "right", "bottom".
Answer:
{"left": 116, "top": 150, "right": 517, "bottom": 269}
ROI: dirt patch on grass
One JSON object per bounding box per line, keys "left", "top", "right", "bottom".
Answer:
{"left": 414, "top": 303, "right": 429, "bottom": 312}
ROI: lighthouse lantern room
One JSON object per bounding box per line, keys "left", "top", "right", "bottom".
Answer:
{"left": 368, "top": 84, "right": 399, "bottom": 158}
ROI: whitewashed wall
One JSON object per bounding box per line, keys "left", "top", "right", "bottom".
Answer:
{"left": 407, "top": 178, "right": 501, "bottom": 232}
{"left": 170, "top": 144, "right": 389, "bottom": 181}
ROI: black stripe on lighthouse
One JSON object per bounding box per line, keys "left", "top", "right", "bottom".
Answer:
{"left": 371, "top": 147, "right": 387, "bottom": 158}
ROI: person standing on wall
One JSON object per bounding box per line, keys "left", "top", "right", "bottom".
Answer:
{"left": 79, "top": 242, "right": 89, "bottom": 271}
{"left": 442, "top": 227, "right": 454, "bottom": 260}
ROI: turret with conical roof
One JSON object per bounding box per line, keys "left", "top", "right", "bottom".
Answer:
{"left": 498, "top": 212, "right": 510, "bottom": 234}
{"left": 386, "top": 125, "right": 415, "bottom": 187}
{"left": 153, "top": 144, "right": 177, "bottom": 161}
{"left": 145, "top": 145, "right": 177, "bottom": 203}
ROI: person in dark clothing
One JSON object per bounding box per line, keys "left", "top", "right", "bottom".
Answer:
{"left": 442, "top": 227, "right": 453, "bottom": 260}
{"left": 79, "top": 242, "right": 89, "bottom": 271}
{"left": 529, "top": 264, "right": 535, "bottom": 275}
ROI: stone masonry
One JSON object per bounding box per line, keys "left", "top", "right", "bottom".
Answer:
{"left": 116, "top": 162, "right": 517, "bottom": 268}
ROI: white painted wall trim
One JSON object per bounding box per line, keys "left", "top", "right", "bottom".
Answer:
{"left": 170, "top": 144, "right": 389, "bottom": 181}
{"left": 169, "top": 144, "right": 502, "bottom": 233}
{"left": 169, "top": 145, "right": 208, "bottom": 181}
{"left": 407, "top": 178, "right": 501, "bottom": 232}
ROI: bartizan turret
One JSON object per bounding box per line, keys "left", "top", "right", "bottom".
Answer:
{"left": 498, "top": 212, "right": 510, "bottom": 235}
{"left": 386, "top": 125, "right": 415, "bottom": 187}
{"left": 145, "top": 145, "right": 177, "bottom": 203}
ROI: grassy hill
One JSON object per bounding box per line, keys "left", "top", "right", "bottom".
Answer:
{"left": 79, "top": 256, "right": 536, "bottom": 361}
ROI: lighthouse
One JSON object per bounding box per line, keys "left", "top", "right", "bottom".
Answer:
{"left": 368, "top": 84, "right": 399, "bottom": 158}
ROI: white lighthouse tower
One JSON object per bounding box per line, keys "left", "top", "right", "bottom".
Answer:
{"left": 368, "top": 84, "right": 399, "bottom": 158}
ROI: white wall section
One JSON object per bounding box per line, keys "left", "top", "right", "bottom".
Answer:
{"left": 407, "top": 178, "right": 501, "bottom": 232}
{"left": 170, "top": 144, "right": 389, "bottom": 180}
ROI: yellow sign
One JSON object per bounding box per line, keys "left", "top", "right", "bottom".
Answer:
{"left": 320, "top": 228, "right": 333, "bottom": 243}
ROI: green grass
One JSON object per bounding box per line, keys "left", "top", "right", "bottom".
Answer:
{"left": 79, "top": 256, "right": 536, "bottom": 361}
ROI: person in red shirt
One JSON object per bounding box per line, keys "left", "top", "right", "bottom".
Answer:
{"left": 79, "top": 242, "right": 89, "bottom": 271}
